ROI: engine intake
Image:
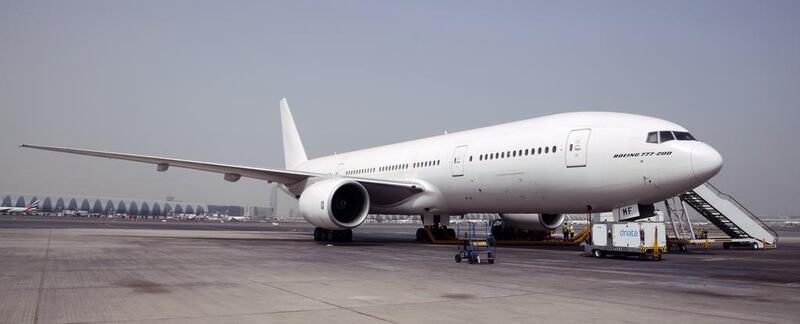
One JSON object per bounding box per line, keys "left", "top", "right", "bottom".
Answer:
{"left": 298, "top": 178, "right": 370, "bottom": 230}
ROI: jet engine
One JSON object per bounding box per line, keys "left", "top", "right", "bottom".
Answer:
{"left": 298, "top": 178, "right": 370, "bottom": 230}
{"left": 493, "top": 213, "right": 566, "bottom": 240}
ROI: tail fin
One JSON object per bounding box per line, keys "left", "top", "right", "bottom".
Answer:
{"left": 280, "top": 98, "right": 308, "bottom": 169}
{"left": 26, "top": 200, "right": 39, "bottom": 212}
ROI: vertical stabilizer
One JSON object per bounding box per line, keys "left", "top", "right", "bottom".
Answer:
{"left": 280, "top": 98, "right": 308, "bottom": 169}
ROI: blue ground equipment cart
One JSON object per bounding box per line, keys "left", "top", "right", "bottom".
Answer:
{"left": 455, "top": 221, "right": 496, "bottom": 264}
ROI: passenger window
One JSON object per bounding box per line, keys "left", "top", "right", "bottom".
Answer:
{"left": 569, "top": 144, "right": 573, "bottom": 151}
{"left": 552, "top": 146, "right": 556, "bottom": 152}
{"left": 525, "top": 149, "right": 529, "bottom": 155}
{"left": 660, "top": 131, "right": 675, "bottom": 143}
{"left": 646, "top": 132, "right": 658, "bottom": 143}
{"left": 545, "top": 146, "right": 549, "bottom": 154}
{"left": 512, "top": 151, "right": 516, "bottom": 157}
{"left": 538, "top": 147, "right": 542, "bottom": 154}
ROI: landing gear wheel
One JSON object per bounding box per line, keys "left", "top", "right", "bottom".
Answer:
{"left": 679, "top": 244, "right": 688, "bottom": 252}
{"left": 723, "top": 243, "right": 731, "bottom": 249}
{"left": 593, "top": 249, "right": 604, "bottom": 258}
{"left": 416, "top": 228, "right": 426, "bottom": 242}
{"left": 752, "top": 242, "right": 759, "bottom": 250}
{"left": 455, "top": 254, "right": 462, "bottom": 263}
{"left": 327, "top": 229, "right": 353, "bottom": 243}
{"left": 345, "top": 230, "right": 353, "bottom": 242}
{"left": 447, "top": 228, "right": 456, "bottom": 240}
{"left": 313, "top": 228, "right": 321, "bottom": 241}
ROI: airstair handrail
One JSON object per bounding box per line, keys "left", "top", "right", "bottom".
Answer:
{"left": 704, "top": 182, "right": 778, "bottom": 244}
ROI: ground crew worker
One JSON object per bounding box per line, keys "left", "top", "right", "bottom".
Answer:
{"left": 569, "top": 223, "right": 576, "bottom": 240}
{"left": 562, "top": 222, "right": 570, "bottom": 241}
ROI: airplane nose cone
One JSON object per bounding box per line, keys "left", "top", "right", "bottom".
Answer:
{"left": 691, "top": 143, "right": 723, "bottom": 182}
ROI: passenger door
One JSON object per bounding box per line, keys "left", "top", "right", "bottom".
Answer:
{"left": 451, "top": 145, "right": 468, "bottom": 177}
{"left": 335, "top": 163, "right": 345, "bottom": 175}
{"left": 565, "top": 129, "right": 591, "bottom": 168}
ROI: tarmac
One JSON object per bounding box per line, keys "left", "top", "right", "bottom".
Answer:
{"left": 1, "top": 216, "right": 799, "bottom": 323}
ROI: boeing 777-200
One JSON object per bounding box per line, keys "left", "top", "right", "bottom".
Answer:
{"left": 22, "top": 99, "right": 722, "bottom": 241}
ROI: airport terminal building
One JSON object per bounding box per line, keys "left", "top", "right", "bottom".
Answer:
{"left": 2, "top": 194, "right": 208, "bottom": 218}
{"left": 2, "top": 186, "right": 298, "bottom": 220}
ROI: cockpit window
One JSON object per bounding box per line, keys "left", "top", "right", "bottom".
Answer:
{"left": 659, "top": 131, "right": 675, "bottom": 143}
{"left": 648, "top": 130, "right": 698, "bottom": 143}
{"left": 673, "top": 131, "right": 697, "bottom": 141}
{"left": 646, "top": 132, "right": 658, "bottom": 143}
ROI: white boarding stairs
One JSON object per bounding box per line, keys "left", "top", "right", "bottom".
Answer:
{"left": 679, "top": 183, "right": 777, "bottom": 248}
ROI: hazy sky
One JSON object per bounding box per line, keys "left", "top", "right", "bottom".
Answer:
{"left": 1, "top": 1, "right": 798, "bottom": 216}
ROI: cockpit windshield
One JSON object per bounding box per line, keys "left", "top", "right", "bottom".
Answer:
{"left": 646, "top": 131, "right": 697, "bottom": 143}
{"left": 659, "top": 131, "right": 675, "bottom": 143}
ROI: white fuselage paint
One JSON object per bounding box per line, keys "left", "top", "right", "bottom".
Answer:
{"left": 294, "top": 112, "right": 721, "bottom": 216}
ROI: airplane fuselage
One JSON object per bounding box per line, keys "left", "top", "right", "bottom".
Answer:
{"left": 295, "top": 112, "right": 722, "bottom": 216}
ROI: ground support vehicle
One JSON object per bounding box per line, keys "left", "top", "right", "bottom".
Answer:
{"left": 455, "top": 221, "right": 496, "bottom": 264}
{"left": 585, "top": 221, "right": 667, "bottom": 261}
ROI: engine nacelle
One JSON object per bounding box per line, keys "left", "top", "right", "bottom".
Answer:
{"left": 499, "top": 213, "right": 565, "bottom": 231}
{"left": 493, "top": 213, "right": 566, "bottom": 240}
{"left": 298, "top": 178, "right": 370, "bottom": 230}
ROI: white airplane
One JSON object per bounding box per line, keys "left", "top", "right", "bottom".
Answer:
{"left": 22, "top": 98, "right": 722, "bottom": 242}
{"left": 0, "top": 199, "right": 39, "bottom": 215}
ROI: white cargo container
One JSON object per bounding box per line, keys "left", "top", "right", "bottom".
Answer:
{"left": 586, "top": 221, "right": 667, "bottom": 261}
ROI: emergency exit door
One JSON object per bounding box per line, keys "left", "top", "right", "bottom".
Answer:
{"left": 451, "top": 145, "right": 468, "bottom": 177}
{"left": 565, "top": 129, "right": 591, "bottom": 168}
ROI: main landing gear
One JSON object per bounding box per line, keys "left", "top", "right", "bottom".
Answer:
{"left": 415, "top": 226, "right": 456, "bottom": 242}
{"left": 314, "top": 228, "right": 353, "bottom": 242}
{"left": 415, "top": 215, "right": 456, "bottom": 242}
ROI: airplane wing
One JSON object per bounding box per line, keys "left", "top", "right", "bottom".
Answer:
{"left": 20, "top": 144, "right": 424, "bottom": 199}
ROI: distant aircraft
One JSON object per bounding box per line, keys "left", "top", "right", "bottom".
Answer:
{"left": 22, "top": 98, "right": 722, "bottom": 242}
{"left": 225, "top": 216, "right": 249, "bottom": 222}
{"left": 0, "top": 199, "right": 39, "bottom": 215}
